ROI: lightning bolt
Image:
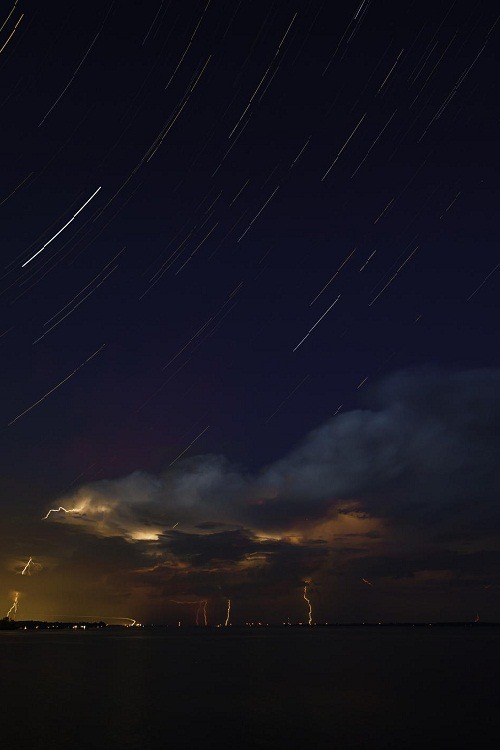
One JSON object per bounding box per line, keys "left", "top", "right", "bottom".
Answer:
{"left": 42, "top": 506, "right": 84, "bottom": 520}
{"left": 361, "top": 578, "right": 373, "bottom": 586}
{"left": 6, "top": 591, "right": 19, "bottom": 619}
{"left": 19, "top": 556, "right": 42, "bottom": 576}
{"left": 171, "top": 599, "right": 208, "bottom": 626}
{"left": 225, "top": 599, "right": 231, "bottom": 626}
{"left": 195, "top": 600, "right": 208, "bottom": 626}
{"left": 21, "top": 557, "right": 33, "bottom": 575}
{"left": 303, "top": 581, "right": 313, "bottom": 625}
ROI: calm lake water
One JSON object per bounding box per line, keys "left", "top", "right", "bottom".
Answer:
{"left": 1, "top": 626, "right": 499, "bottom": 749}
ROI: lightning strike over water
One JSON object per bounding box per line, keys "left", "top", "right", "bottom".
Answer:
{"left": 225, "top": 599, "right": 231, "bottom": 626}
{"left": 303, "top": 581, "right": 313, "bottom": 625}
{"left": 6, "top": 592, "right": 19, "bottom": 619}
{"left": 170, "top": 600, "right": 208, "bottom": 626}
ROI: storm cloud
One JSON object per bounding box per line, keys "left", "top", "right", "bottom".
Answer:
{"left": 49, "top": 367, "right": 499, "bottom": 538}
{"left": 32, "top": 367, "right": 500, "bottom": 619}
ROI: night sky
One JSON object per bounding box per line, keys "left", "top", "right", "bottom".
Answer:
{"left": 1, "top": 0, "right": 499, "bottom": 625}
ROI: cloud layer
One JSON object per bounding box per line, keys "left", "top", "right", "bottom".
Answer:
{"left": 29, "top": 367, "right": 500, "bottom": 620}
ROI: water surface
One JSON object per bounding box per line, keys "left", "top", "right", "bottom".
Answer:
{"left": 1, "top": 626, "right": 498, "bottom": 749}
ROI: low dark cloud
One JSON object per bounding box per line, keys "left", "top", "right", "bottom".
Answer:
{"left": 164, "top": 528, "right": 263, "bottom": 567}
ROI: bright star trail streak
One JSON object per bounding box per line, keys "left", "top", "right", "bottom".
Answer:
{"left": 374, "top": 198, "right": 395, "bottom": 224}
{"left": 369, "top": 246, "right": 419, "bottom": 306}
{"left": 8, "top": 344, "right": 105, "bottom": 426}
{"left": 32, "top": 262, "right": 119, "bottom": 345}
{"left": 164, "top": 0, "right": 212, "bottom": 91}
{"left": 0, "top": 1, "right": 19, "bottom": 35}
{"left": 440, "top": 192, "right": 461, "bottom": 220}
{"left": 265, "top": 375, "right": 310, "bottom": 424}
{"left": 142, "top": 1, "right": 165, "bottom": 46}
{"left": 310, "top": 249, "right": 356, "bottom": 305}
{"left": 290, "top": 137, "right": 311, "bottom": 169}
{"left": 21, "top": 187, "right": 102, "bottom": 267}
{"left": 175, "top": 222, "right": 219, "bottom": 274}
{"left": 359, "top": 249, "right": 377, "bottom": 271}
{"left": 225, "top": 599, "right": 231, "bottom": 626}
{"left": 228, "top": 12, "right": 297, "bottom": 139}
{"left": 321, "top": 113, "right": 367, "bottom": 180}
{"left": 322, "top": 1, "right": 370, "bottom": 76}
{"left": 293, "top": 295, "right": 341, "bottom": 352}
{"left": 303, "top": 582, "right": 313, "bottom": 625}
{"left": 38, "top": 8, "right": 112, "bottom": 127}
{"left": 237, "top": 185, "right": 280, "bottom": 243}
{"left": 377, "top": 49, "right": 404, "bottom": 93}
{"left": 0, "top": 172, "right": 34, "bottom": 207}
{"left": 168, "top": 425, "right": 210, "bottom": 467}
{"left": 466, "top": 262, "right": 500, "bottom": 302}
{"left": 43, "top": 249, "right": 125, "bottom": 326}
{"left": 351, "top": 110, "right": 397, "bottom": 178}
{"left": 0, "top": 11, "right": 23, "bottom": 56}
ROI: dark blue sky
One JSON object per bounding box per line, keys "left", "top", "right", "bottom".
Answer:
{"left": 1, "top": 0, "right": 498, "bottom": 623}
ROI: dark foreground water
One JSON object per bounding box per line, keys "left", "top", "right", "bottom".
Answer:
{"left": 1, "top": 626, "right": 499, "bottom": 749}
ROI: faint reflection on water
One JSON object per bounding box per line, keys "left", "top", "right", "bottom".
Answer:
{"left": 1, "top": 627, "right": 499, "bottom": 749}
